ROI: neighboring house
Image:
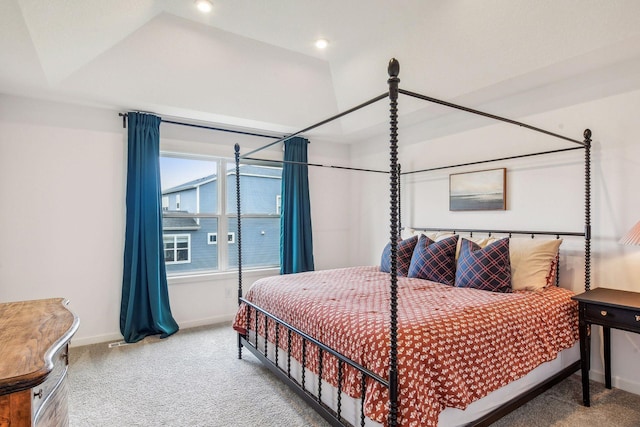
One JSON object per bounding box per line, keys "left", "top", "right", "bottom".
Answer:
{"left": 162, "top": 165, "right": 282, "bottom": 274}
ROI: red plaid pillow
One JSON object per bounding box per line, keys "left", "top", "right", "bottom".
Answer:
{"left": 408, "top": 235, "right": 458, "bottom": 285}
{"left": 380, "top": 235, "right": 418, "bottom": 276}
{"left": 455, "top": 238, "right": 512, "bottom": 293}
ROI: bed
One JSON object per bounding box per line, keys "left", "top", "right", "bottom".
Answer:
{"left": 232, "top": 59, "right": 592, "bottom": 427}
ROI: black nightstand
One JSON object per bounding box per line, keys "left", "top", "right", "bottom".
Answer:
{"left": 571, "top": 287, "right": 640, "bottom": 406}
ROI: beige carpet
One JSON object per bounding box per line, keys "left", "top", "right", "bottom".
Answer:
{"left": 68, "top": 323, "right": 640, "bottom": 426}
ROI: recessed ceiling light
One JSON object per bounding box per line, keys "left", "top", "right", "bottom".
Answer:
{"left": 315, "top": 39, "right": 329, "bottom": 49}
{"left": 195, "top": 0, "right": 213, "bottom": 13}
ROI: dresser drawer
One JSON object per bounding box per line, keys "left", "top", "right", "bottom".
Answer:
{"left": 32, "top": 343, "right": 69, "bottom": 422}
{"left": 584, "top": 303, "right": 640, "bottom": 331}
{"left": 34, "top": 375, "right": 69, "bottom": 427}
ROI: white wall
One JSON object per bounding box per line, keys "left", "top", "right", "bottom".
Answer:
{"left": 0, "top": 94, "right": 350, "bottom": 346}
{"left": 2, "top": 87, "right": 639, "bottom": 394}
{"left": 349, "top": 88, "right": 640, "bottom": 395}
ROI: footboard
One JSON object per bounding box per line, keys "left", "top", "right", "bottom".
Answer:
{"left": 238, "top": 298, "right": 385, "bottom": 427}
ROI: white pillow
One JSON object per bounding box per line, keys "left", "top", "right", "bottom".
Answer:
{"left": 455, "top": 236, "right": 498, "bottom": 260}
{"left": 401, "top": 228, "right": 418, "bottom": 240}
{"left": 509, "top": 238, "right": 562, "bottom": 291}
{"left": 405, "top": 230, "right": 454, "bottom": 241}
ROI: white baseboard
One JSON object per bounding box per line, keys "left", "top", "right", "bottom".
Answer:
{"left": 70, "top": 332, "right": 124, "bottom": 348}
{"left": 588, "top": 370, "right": 640, "bottom": 396}
{"left": 178, "top": 314, "right": 234, "bottom": 329}
{"left": 69, "top": 314, "right": 235, "bottom": 348}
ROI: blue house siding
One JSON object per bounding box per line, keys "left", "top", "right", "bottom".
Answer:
{"left": 227, "top": 173, "right": 281, "bottom": 214}
{"left": 166, "top": 188, "right": 197, "bottom": 212}
{"left": 228, "top": 217, "right": 280, "bottom": 268}
{"left": 200, "top": 180, "right": 217, "bottom": 213}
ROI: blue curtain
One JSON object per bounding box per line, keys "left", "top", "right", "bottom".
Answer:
{"left": 280, "top": 137, "right": 315, "bottom": 274}
{"left": 120, "top": 112, "right": 179, "bottom": 343}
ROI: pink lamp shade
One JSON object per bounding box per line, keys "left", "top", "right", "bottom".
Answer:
{"left": 620, "top": 221, "right": 640, "bottom": 245}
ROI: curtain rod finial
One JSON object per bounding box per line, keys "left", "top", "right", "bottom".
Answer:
{"left": 234, "top": 143, "right": 240, "bottom": 153}
{"left": 583, "top": 129, "right": 591, "bottom": 140}
{"left": 118, "top": 112, "right": 128, "bottom": 129}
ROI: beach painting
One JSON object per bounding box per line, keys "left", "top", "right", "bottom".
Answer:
{"left": 449, "top": 168, "right": 506, "bottom": 211}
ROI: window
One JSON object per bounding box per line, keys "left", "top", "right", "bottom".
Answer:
{"left": 160, "top": 155, "right": 281, "bottom": 275}
{"left": 164, "top": 234, "right": 190, "bottom": 264}
{"left": 276, "top": 195, "right": 282, "bottom": 215}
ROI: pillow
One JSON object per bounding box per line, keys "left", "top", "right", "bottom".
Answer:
{"left": 454, "top": 236, "right": 497, "bottom": 260}
{"left": 408, "top": 235, "right": 458, "bottom": 285}
{"left": 380, "top": 235, "right": 419, "bottom": 276}
{"left": 455, "top": 238, "right": 512, "bottom": 293}
{"left": 509, "top": 238, "right": 562, "bottom": 291}
{"left": 401, "top": 228, "right": 417, "bottom": 240}
{"left": 431, "top": 231, "right": 456, "bottom": 241}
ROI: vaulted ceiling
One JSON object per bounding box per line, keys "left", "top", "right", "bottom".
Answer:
{"left": 2, "top": 0, "right": 640, "bottom": 143}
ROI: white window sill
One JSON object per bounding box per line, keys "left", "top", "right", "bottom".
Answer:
{"left": 167, "top": 267, "right": 280, "bottom": 285}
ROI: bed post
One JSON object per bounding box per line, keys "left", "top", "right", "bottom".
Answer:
{"left": 583, "top": 129, "right": 592, "bottom": 291}
{"left": 398, "top": 163, "right": 402, "bottom": 237}
{"left": 235, "top": 143, "right": 244, "bottom": 359}
{"left": 387, "top": 58, "right": 400, "bottom": 427}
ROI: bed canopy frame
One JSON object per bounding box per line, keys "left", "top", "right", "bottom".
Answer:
{"left": 234, "top": 58, "right": 592, "bottom": 427}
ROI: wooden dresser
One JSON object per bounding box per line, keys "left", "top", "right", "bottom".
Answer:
{"left": 0, "top": 299, "right": 79, "bottom": 427}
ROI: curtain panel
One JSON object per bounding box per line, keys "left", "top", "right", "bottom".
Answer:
{"left": 121, "top": 112, "right": 179, "bottom": 343}
{"left": 280, "top": 137, "right": 315, "bottom": 274}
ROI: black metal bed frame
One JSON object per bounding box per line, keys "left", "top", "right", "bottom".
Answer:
{"left": 234, "top": 58, "right": 592, "bottom": 427}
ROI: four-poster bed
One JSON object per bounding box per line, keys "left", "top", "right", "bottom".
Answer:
{"left": 232, "top": 59, "right": 592, "bottom": 426}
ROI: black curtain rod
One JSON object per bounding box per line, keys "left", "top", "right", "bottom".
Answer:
{"left": 240, "top": 92, "right": 389, "bottom": 159}
{"left": 118, "top": 112, "right": 282, "bottom": 140}
{"left": 241, "top": 157, "right": 389, "bottom": 174}
{"left": 402, "top": 146, "right": 584, "bottom": 176}
{"left": 398, "top": 89, "right": 585, "bottom": 146}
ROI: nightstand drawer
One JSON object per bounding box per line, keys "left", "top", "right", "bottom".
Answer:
{"left": 584, "top": 303, "right": 640, "bottom": 331}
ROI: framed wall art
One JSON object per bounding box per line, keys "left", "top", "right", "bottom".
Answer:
{"left": 449, "top": 168, "right": 506, "bottom": 211}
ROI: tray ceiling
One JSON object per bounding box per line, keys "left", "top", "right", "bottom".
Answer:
{"left": 2, "top": 0, "right": 640, "bottom": 143}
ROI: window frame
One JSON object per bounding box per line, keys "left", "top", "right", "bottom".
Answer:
{"left": 160, "top": 154, "right": 281, "bottom": 276}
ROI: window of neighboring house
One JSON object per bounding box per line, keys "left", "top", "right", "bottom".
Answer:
{"left": 164, "top": 234, "right": 190, "bottom": 264}
{"left": 160, "top": 155, "right": 282, "bottom": 275}
{"left": 208, "top": 233, "right": 217, "bottom": 245}
{"left": 276, "top": 195, "right": 282, "bottom": 215}
{"left": 162, "top": 196, "right": 169, "bottom": 211}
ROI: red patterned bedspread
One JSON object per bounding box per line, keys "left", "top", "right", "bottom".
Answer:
{"left": 232, "top": 266, "right": 578, "bottom": 426}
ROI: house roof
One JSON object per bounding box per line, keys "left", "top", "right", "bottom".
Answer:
{"left": 163, "top": 174, "right": 216, "bottom": 195}
{"left": 162, "top": 214, "right": 201, "bottom": 231}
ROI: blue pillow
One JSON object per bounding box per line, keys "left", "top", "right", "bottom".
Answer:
{"left": 380, "top": 235, "right": 418, "bottom": 276}
{"left": 408, "top": 235, "right": 458, "bottom": 285}
{"left": 455, "top": 238, "right": 512, "bottom": 293}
